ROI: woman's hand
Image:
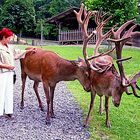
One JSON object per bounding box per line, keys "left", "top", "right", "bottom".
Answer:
{"left": 26, "top": 48, "right": 37, "bottom": 54}
{"left": 0, "top": 64, "right": 15, "bottom": 70}
{"left": 8, "top": 65, "right": 15, "bottom": 70}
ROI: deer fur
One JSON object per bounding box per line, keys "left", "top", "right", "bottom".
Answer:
{"left": 20, "top": 48, "right": 91, "bottom": 125}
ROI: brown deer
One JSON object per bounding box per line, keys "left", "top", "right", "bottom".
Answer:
{"left": 20, "top": 48, "right": 91, "bottom": 125}
{"left": 74, "top": 4, "right": 140, "bottom": 128}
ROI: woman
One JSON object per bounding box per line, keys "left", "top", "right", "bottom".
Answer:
{"left": 0, "top": 28, "right": 36, "bottom": 118}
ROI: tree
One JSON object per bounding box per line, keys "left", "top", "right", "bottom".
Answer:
{"left": 0, "top": 0, "right": 4, "bottom": 16}
{"left": 0, "top": 0, "right": 4, "bottom": 6}
{"left": 33, "top": 0, "right": 54, "bottom": 39}
{"left": 33, "top": 0, "right": 52, "bottom": 20}
{"left": 34, "top": 19, "right": 57, "bottom": 40}
{"left": 0, "top": 0, "right": 36, "bottom": 37}
{"left": 48, "top": 0, "right": 82, "bottom": 16}
{"left": 48, "top": 0, "right": 69, "bottom": 16}
{"left": 85, "top": 0, "right": 138, "bottom": 26}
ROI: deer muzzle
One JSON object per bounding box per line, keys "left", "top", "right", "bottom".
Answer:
{"left": 112, "top": 98, "right": 121, "bottom": 107}
{"left": 83, "top": 85, "right": 91, "bottom": 92}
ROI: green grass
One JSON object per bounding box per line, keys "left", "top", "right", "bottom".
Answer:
{"left": 16, "top": 44, "right": 140, "bottom": 140}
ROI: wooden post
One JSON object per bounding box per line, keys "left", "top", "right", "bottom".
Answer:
{"left": 59, "top": 23, "right": 61, "bottom": 44}
{"left": 40, "top": 20, "right": 43, "bottom": 47}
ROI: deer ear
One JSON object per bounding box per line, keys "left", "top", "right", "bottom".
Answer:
{"left": 78, "top": 57, "right": 82, "bottom": 62}
{"left": 77, "top": 61, "right": 83, "bottom": 67}
{"left": 72, "top": 58, "right": 85, "bottom": 67}
{"left": 77, "top": 57, "right": 84, "bottom": 67}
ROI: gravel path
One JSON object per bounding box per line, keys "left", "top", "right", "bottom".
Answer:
{"left": 0, "top": 61, "right": 90, "bottom": 140}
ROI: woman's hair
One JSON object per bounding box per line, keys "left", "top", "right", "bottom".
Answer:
{"left": 0, "top": 28, "right": 14, "bottom": 40}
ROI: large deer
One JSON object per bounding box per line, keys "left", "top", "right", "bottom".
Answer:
{"left": 74, "top": 4, "right": 140, "bottom": 128}
{"left": 20, "top": 48, "right": 91, "bottom": 125}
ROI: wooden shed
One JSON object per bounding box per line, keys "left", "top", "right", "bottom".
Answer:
{"left": 46, "top": 7, "right": 97, "bottom": 44}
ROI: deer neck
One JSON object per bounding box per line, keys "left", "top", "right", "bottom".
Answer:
{"left": 58, "top": 60, "right": 77, "bottom": 81}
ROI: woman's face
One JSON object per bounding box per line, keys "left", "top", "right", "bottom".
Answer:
{"left": 3, "top": 36, "right": 13, "bottom": 45}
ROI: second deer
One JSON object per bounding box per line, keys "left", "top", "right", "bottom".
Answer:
{"left": 74, "top": 3, "right": 140, "bottom": 128}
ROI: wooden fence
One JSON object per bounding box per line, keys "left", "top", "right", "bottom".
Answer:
{"left": 59, "top": 28, "right": 97, "bottom": 44}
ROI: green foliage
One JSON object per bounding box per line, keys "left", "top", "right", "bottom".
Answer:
{"left": 48, "top": 0, "right": 81, "bottom": 16}
{"left": 0, "top": 6, "right": 1, "bottom": 15}
{"left": 0, "top": 0, "right": 4, "bottom": 5}
{"left": 85, "top": 0, "right": 138, "bottom": 26}
{"left": 136, "top": 14, "right": 140, "bottom": 23}
{"left": 34, "top": 19, "right": 46, "bottom": 36}
{"left": 33, "top": 0, "right": 52, "bottom": 20}
{"left": 0, "top": 0, "right": 36, "bottom": 35}
{"left": 48, "top": 0, "right": 69, "bottom": 16}
{"left": 0, "top": 0, "right": 139, "bottom": 38}
{"left": 34, "top": 19, "right": 57, "bottom": 39}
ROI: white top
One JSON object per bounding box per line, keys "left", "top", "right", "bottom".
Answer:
{"left": 0, "top": 43, "right": 26, "bottom": 73}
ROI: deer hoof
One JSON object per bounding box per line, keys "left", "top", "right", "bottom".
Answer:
{"left": 106, "top": 122, "right": 111, "bottom": 128}
{"left": 46, "top": 116, "right": 51, "bottom": 126}
{"left": 50, "top": 112, "right": 55, "bottom": 118}
{"left": 39, "top": 104, "right": 44, "bottom": 111}
{"left": 83, "top": 124, "right": 88, "bottom": 128}
{"left": 51, "top": 114, "right": 55, "bottom": 118}
{"left": 46, "top": 120, "right": 51, "bottom": 126}
{"left": 107, "top": 124, "right": 111, "bottom": 128}
{"left": 99, "top": 108, "right": 104, "bottom": 115}
{"left": 83, "top": 122, "right": 89, "bottom": 128}
{"left": 20, "top": 104, "right": 24, "bottom": 110}
{"left": 99, "top": 111, "right": 104, "bottom": 115}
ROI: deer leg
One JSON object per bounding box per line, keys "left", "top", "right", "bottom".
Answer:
{"left": 99, "top": 96, "right": 104, "bottom": 115}
{"left": 105, "top": 96, "right": 111, "bottom": 128}
{"left": 49, "top": 85, "right": 56, "bottom": 118}
{"left": 33, "top": 81, "right": 43, "bottom": 111}
{"left": 84, "top": 89, "right": 96, "bottom": 127}
{"left": 43, "top": 81, "right": 51, "bottom": 125}
{"left": 20, "top": 72, "right": 27, "bottom": 109}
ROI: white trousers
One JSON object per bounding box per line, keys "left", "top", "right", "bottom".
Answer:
{"left": 0, "top": 72, "right": 13, "bottom": 115}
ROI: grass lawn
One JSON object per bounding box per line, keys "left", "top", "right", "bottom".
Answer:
{"left": 16, "top": 44, "right": 140, "bottom": 140}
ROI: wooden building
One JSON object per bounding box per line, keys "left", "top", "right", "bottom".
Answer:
{"left": 47, "top": 7, "right": 140, "bottom": 47}
{"left": 46, "top": 7, "right": 97, "bottom": 44}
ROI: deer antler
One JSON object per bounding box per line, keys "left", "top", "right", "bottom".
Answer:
{"left": 124, "top": 72, "right": 140, "bottom": 98}
{"left": 74, "top": 3, "right": 97, "bottom": 61}
{"left": 112, "top": 19, "right": 135, "bottom": 39}
{"left": 111, "top": 20, "right": 137, "bottom": 86}
{"left": 108, "top": 19, "right": 140, "bottom": 98}
{"left": 74, "top": 4, "right": 117, "bottom": 73}
{"left": 122, "top": 24, "right": 137, "bottom": 38}
{"left": 107, "top": 36, "right": 131, "bottom": 86}
{"left": 93, "top": 10, "right": 117, "bottom": 56}
{"left": 87, "top": 46, "right": 116, "bottom": 61}
{"left": 88, "top": 10, "right": 118, "bottom": 73}
{"left": 108, "top": 36, "right": 140, "bottom": 98}
{"left": 74, "top": 4, "right": 102, "bottom": 72}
